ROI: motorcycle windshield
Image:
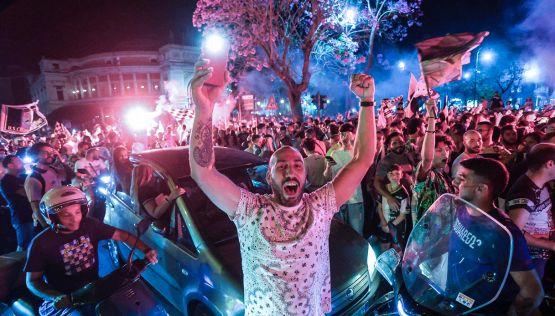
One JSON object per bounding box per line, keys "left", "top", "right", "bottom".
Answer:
{"left": 402, "top": 194, "right": 513, "bottom": 315}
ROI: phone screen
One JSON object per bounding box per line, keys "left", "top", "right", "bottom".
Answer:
{"left": 203, "top": 36, "right": 230, "bottom": 87}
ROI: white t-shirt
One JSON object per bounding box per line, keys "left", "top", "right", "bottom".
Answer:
{"left": 232, "top": 183, "right": 338, "bottom": 315}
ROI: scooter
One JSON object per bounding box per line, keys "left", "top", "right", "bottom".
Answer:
{"left": 370, "top": 194, "right": 514, "bottom": 315}
{"left": 0, "top": 219, "right": 167, "bottom": 316}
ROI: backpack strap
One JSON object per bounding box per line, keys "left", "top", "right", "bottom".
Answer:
{"left": 29, "top": 171, "right": 46, "bottom": 197}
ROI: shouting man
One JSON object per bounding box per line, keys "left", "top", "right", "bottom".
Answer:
{"left": 188, "top": 59, "right": 376, "bottom": 315}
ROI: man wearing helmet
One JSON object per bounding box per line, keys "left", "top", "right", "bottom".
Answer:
{"left": 23, "top": 186, "right": 158, "bottom": 316}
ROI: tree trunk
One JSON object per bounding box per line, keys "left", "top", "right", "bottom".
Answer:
{"left": 364, "top": 27, "right": 377, "bottom": 73}
{"left": 287, "top": 88, "right": 303, "bottom": 123}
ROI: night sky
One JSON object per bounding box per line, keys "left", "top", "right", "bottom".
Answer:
{"left": 0, "top": 0, "right": 527, "bottom": 75}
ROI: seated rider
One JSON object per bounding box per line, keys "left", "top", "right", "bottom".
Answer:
{"left": 24, "top": 186, "right": 158, "bottom": 316}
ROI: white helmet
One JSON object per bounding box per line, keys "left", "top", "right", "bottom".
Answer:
{"left": 39, "top": 186, "right": 88, "bottom": 224}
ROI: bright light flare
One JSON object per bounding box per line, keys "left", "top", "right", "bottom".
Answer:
{"left": 344, "top": 8, "right": 358, "bottom": 24}
{"left": 23, "top": 156, "right": 33, "bottom": 164}
{"left": 523, "top": 63, "right": 541, "bottom": 82}
{"left": 463, "top": 72, "right": 471, "bottom": 79}
{"left": 100, "top": 175, "right": 111, "bottom": 184}
{"left": 398, "top": 61, "right": 406, "bottom": 71}
{"left": 125, "top": 107, "right": 157, "bottom": 131}
{"left": 204, "top": 33, "right": 226, "bottom": 54}
{"left": 481, "top": 51, "right": 494, "bottom": 63}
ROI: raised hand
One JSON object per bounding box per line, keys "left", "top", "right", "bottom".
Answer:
{"left": 425, "top": 99, "right": 437, "bottom": 117}
{"left": 350, "top": 74, "right": 375, "bottom": 102}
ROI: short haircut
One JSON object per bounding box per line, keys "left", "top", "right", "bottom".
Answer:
{"left": 251, "top": 134, "right": 262, "bottom": 142}
{"left": 526, "top": 143, "right": 555, "bottom": 172}
{"left": 2, "top": 154, "right": 17, "bottom": 168}
{"left": 499, "top": 115, "right": 516, "bottom": 127}
{"left": 460, "top": 157, "right": 509, "bottom": 199}
{"left": 339, "top": 123, "right": 355, "bottom": 133}
{"left": 500, "top": 125, "right": 516, "bottom": 134}
{"left": 388, "top": 164, "right": 403, "bottom": 173}
{"left": 301, "top": 138, "right": 316, "bottom": 152}
{"left": 450, "top": 123, "right": 466, "bottom": 136}
{"left": 435, "top": 135, "right": 454, "bottom": 149}
{"left": 477, "top": 121, "right": 492, "bottom": 128}
{"left": 385, "top": 132, "right": 404, "bottom": 148}
{"left": 27, "top": 142, "right": 52, "bottom": 159}
{"left": 406, "top": 118, "right": 423, "bottom": 135}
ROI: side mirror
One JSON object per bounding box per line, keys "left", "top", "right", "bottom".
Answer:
{"left": 375, "top": 248, "right": 401, "bottom": 286}
{"left": 135, "top": 218, "right": 152, "bottom": 236}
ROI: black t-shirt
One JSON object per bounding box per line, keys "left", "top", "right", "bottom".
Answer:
{"left": 23, "top": 217, "right": 116, "bottom": 294}
{"left": 448, "top": 208, "right": 533, "bottom": 314}
{"left": 0, "top": 173, "right": 33, "bottom": 225}
{"left": 506, "top": 174, "right": 554, "bottom": 259}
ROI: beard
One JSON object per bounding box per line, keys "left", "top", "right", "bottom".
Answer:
{"left": 392, "top": 146, "right": 405, "bottom": 154}
{"left": 466, "top": 146, "right": 481, "bottom": 154}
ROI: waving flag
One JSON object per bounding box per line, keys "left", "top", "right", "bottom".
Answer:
{"left": 167, "top": 107, "right": 195, "bottom": 125}
{"left": 416, "top": 31, "right": 489, "bottom": 89}
{"left": 0, "top": 101, "right": 47, "bottom": 135}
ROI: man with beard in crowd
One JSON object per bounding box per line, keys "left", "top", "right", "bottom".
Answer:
{"left": 451, "top": 130, "right": 483, "bottom": 178}
{"left": 373, "top": 132, "right": 416, "bottom": 212}
{"left": 24, "top": 142, "right": 74, "bottom": 228}
{"left": 188, "top": 59, "right": 376, "bottom": 315}
{"left": 507, "top": 143, "right": 555, "bottom": 279}
{"left": 500, "top": 125, "right": 519, "bottom": 153}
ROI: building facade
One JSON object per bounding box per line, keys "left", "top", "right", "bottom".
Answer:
{"left": 30, "top": 44, "right": 200, "bottom": 116}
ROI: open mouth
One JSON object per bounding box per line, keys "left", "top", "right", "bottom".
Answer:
{"left": 283, "top": 181, "right": 300, "bottom": 195}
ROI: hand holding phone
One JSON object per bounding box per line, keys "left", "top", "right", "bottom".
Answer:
{"left": 202, "top": 34, "right": 230, "bottom": 87}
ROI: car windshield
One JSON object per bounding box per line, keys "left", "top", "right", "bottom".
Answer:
{"left": 176, "top": 165, "right": 270, "bottom": 247}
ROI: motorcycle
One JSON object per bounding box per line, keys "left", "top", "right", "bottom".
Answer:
{"left": 0, "top": 219, "right": 167, "bottom": 316}
{"left": 371, "top": 194, "right": 513, "bottom": 315}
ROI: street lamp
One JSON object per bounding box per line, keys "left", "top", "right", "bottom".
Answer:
{"left": 473, "top": 48, "right": 494, "bottom": 106}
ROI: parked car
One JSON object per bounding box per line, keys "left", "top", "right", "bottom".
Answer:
{"left": 105, "top": 147, "right": 380, "bottom": 316}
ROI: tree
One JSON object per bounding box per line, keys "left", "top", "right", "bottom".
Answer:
{"left": 193, "top": 0, "right": 421, "bottom": 121}
{"left": 359, "top": 0, "right": 423, "bottom": 72}
{"left": 494, "top": 62, "right": 523, "bottom": 97}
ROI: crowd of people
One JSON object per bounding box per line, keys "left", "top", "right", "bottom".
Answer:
{"left": 0, "top": 64, "right": 554, "bottom": 314}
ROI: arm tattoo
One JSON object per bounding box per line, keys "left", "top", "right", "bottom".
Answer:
{"left": 192, "top": 118, "right": 214, "bottom": 167}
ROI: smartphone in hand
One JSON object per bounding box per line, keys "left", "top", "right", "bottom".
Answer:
{"left": 203, "top": 34, "right": 230, "bottom": 87}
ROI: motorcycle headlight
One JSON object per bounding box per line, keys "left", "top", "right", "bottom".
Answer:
{"left": 100, "top": 175, "right": 111, "bottom": 184}
{"left": 98, "top": 187, "right": 108, "bottom": 195}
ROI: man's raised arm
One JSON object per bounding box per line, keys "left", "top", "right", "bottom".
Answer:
{"left": 332, "top": 74, "right": 377, "bottom": 206}
{"left": 189, "top": 58, "right": 242, "bottom": 217}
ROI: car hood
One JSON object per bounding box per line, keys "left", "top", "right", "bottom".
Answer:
{"left": 329, "top": 219, "right": 371, "bottom": 291}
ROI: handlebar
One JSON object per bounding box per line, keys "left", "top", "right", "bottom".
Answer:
{"left": 70, "top": 258, "right": 150, "bottom": 306}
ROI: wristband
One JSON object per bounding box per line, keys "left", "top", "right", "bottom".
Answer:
{"left": 425, "top": 130, "right": 436, "bottom": 133}
{"left": 360, "top": 101, "right": 375, "bottom": 107}
{"left": 427, "top": 116, "right": 436, "bottom": 119}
